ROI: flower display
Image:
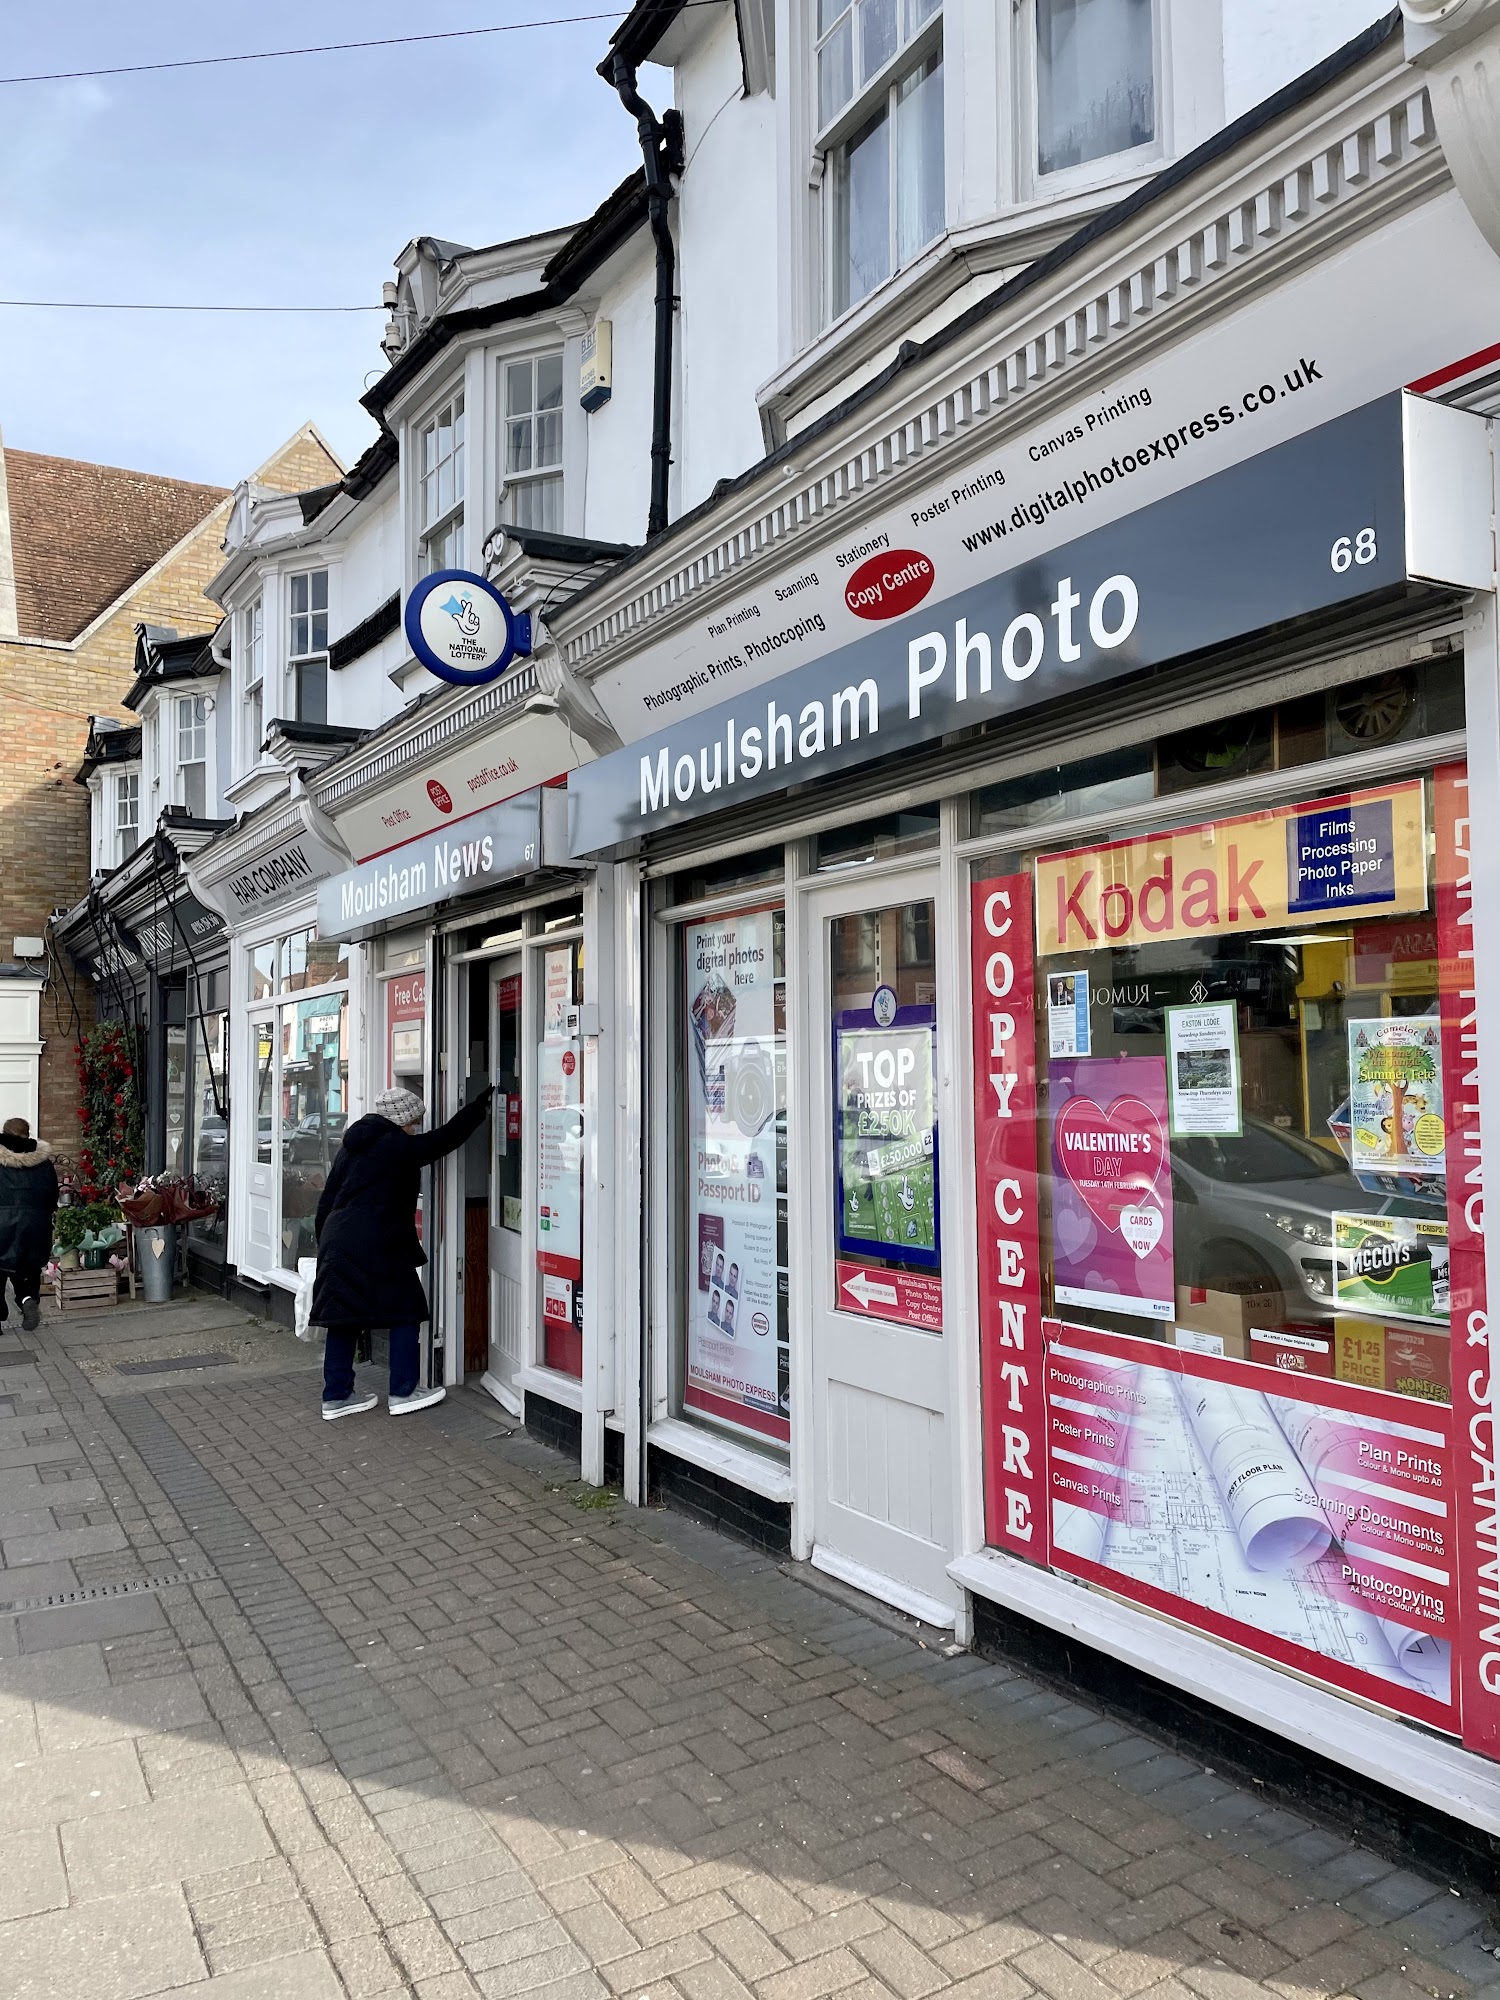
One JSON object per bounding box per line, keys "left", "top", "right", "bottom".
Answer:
{"left": 115, "top": 1172, "right": 220, "bottom": 1227}
{"left": 76, "top": 1025, "right": 144, "bottom": 1200}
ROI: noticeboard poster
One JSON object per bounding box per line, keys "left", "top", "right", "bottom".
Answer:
{"left": 1348, "top": 1016, "right": 1445, "bottom": 1179}
{"left": 1047, "top": 1320, "right": 1457, "bottom": 1732}
{"left": 1049, "top": 1055, "right": 1174, "bottom": 1322}
{"left": 1165, "top": 1002, "right": 1241, "bottom": 1137}
{"left": 684, "top": 909, "right": 785, "bottom": 1440}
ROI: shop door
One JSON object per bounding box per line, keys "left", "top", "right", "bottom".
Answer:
{"left": 804, "top": 871, "right": 957, "bottom": 1626}
{"left": 488, "top": 959, "right": 526, "bottom": 1401}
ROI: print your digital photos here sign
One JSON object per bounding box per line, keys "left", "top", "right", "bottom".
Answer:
{"left": 568, "top": 394, "right": 1486, "bottom": 857}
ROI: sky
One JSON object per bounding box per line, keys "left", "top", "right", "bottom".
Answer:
{"left": 0, "top": 3, "right": 645, "bottom": 484}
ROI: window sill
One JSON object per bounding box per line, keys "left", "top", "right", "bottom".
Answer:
{"left": 760, "top": 173, "right": 1159, "bottom": 445}
{"left": 647, "top": 1416, "right": 793, "bottom": 1504}
{"left": 516, "top": 1362, "right": 583, "bottom": 1411}
{"left": 950, "top": 1548, "right": 1500, "bottom": 1838}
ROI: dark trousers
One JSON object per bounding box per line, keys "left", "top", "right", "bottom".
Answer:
{"left": 0, "top": 1271, "right": 40, "bottom": 1320}
{"left": 323, "top": 1323, "right": 421, "bottom": 1401}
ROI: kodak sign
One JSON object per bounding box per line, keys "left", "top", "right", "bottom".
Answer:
{"left": 1036, "top": 781, "right": 1427, "bottom": 957}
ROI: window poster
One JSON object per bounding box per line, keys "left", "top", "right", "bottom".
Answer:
{"left": 1165, "top": 1002, "right": 1241, "bottom": 1137}
{"left": 537, "top": 1037, "right": 583, "bottom": 1365}
{"left": 542, "top": 946, "right": 572, "bottom": 1043}
{"left": 1047, "top": 970, "right": 1091, "bottom": 1058}
{"left": 1047, "top": 1320, "right": 1456, "bottom": 1732}
{"left": 1348, "top": 1016, "right": 1445, "bottom": 1179}
{"left": 684, "top": 909, "right": 785, "bottom": 1441}
{"left": 835, "top": 1020, "right": 938, "bottom": 1263}
{"left": 1334, "top": 1213, "right": 1450, "bottom": 1325}
{"left": 1050, "top": 1055, "right": 1174, "bottom": 1321}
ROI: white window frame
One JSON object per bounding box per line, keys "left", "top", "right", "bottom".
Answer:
{"left": 1018, "top": 0, "right": 1165, "bottom": 202}
{"left": 418, "top": 388, "right": 466, "bottom": 575}
{"left": 241, "top": 594, "right": 265, "bottom": 768}
{"left": 814, "top": 0, "right": 945, "bottom": 328}
{"left": 287, "top": 568, "right": 329, "bottom": 727}
{"left": 499, "top": 351, "right": 566, "bottom": 536}
{"left": 175, "top": 693, "right": 209, "bottom": 817}
{"left": 114, "top": 769, "right": 140, "bottom": 866}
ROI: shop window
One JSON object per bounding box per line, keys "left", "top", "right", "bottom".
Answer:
{"left": 189, "top": 1008, "right": 229, "bottom": 1260}
{"left": 676, "top": 903, "right": 789, "bottom": 1443}
{"left": 972, "top": 744, "right": 1154, "bottom": 837}
{"left": 971, "top": 758, "right": 1476, "bottom": 1739}
{"left": 815, "top": 804, "right": 940, "bottom": 870}
{"left": 278, "top": 992, "right": 349, "bottom": 1270}
{"left": 538, "top": 937, "right": 585, "bottom": 1376}
{"left": 817, "top": 0, "right": 944, "bottom": 322}
{"left": 501, "top": 355, "right": 564, "bottom": 535}
{"left": 1034, "top": 0, "right": 1155, "bottom": 178}
{"left": 663, "top": 846, "right": 785, "bottom": 906}
{"left": 280, "top": 927, "right": 350, "bottom": 993}
{"left": 250, "top": 943, "right": 276, "bottom": 1003}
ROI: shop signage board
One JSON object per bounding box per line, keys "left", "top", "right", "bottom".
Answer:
{"left": 1046, "top": 1319, "right": 1458, "bottom": 1732}
{"left": 119, "top": 894, "right": 223, "bottom": 971}
{"left": 334, "top": 708, "right": 581, "bottom": 862}
{"left": 1035, "top": 780, "right": 1428, "bottom": 955}
{"left": 971, "top": 875, "right": 1048, "bottom": 1559}
{"left": 316, "top": 792, "right": 543, "bottom": 940}
{"left": 569, "top": 395, "right": 1491, "bottom": 855}
{"left": 584, "top": 194, "right": 1500, "bottom": 743}
{"left": 683, "top": 907, "right": 785, "bottom": 1441}
{"left": 1050, "top": 1055, "right": 1174, "bottom": 1322}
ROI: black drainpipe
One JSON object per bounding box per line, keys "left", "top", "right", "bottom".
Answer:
{"left": 610, "top": 55, "right": 684, "bottom": 540}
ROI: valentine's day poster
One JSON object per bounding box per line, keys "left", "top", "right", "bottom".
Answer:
{"left": 1050, "top": 1056, "right": 1174, "bottom": 1322}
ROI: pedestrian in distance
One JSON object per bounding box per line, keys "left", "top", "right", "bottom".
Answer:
{"left": 312, "top": 1084, "right": 494, "bottom": 1420}
{"left": 0, "top": 1115, "right": 60, "bottom": 1334}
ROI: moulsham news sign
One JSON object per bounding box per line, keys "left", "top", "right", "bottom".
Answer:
{"left": 568, "top": 394, "right": 1487, "bottom": 858}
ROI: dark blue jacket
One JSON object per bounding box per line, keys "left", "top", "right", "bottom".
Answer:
{"left": 0, "top": 1135, "right": 60, "bottom": 1275}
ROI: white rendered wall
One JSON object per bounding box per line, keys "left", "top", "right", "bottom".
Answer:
{"left": 1221, "top": 0, "right": 1389, "bottom": 123}
{"left": 582, "top": 236, "right": 657, "bottom": 547}
{"left": 327, "top": 483, "right": 405, "bottom": 735}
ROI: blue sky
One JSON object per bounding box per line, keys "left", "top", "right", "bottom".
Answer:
{"left": 0, "top": 4, "right": 643, "bottom": 483}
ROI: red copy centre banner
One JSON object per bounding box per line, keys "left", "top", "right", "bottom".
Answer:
{"left": 972, "top": 876, "right": 1048, "bottom": 1560}
{"left": 1436, "top": 760, "right": 1500, "bottom": 1757}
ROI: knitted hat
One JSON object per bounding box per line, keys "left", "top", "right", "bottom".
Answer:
{"left": 374, "top": 1087, "right": 426, "bottom": 1128}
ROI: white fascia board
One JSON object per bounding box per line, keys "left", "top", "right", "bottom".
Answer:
{"left": 951, "top": 1549, "right": 1500, "bottom": 1837}
{"left": 1404, "top": 390, "right": 1497, "bottom": 589}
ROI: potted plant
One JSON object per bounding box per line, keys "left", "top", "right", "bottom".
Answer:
{"left": 53, "top": 1206, "right": 88, "bottom": 1270}
{"left": 116, "top": 1173, "right": 219, "bottom": 1302}
{"left": 79, "top": 1200, "right": 124, "bottom": 1271}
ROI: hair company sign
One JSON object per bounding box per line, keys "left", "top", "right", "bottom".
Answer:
{"left": 568, "top": 395, "right": 1489, "bottom": 857}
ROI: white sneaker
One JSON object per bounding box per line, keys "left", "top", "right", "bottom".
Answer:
{"left": 322, "top": 1391, "right": 378, "bottom": 1421}
{"left": 389, "top": 1385, "right": 446, "bottom": 1416}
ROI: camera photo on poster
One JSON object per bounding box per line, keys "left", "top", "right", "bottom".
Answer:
{"left": 684, "top": 909, "right": 785, "bottom": 1439}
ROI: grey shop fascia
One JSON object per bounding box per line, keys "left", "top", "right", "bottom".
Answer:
{"left": 567, "top": 394, "right": 1494, "bottom": 857}
{"left": 316, "top": 788, "right": 551, "bottom": 942}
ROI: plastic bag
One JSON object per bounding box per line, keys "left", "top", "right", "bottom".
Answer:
{"left": 294, "top": 1257, "right": 320, "bottom": 1341}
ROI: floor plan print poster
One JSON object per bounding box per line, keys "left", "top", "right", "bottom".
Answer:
{"left": 1046, "top": 1320, "right": 1456, "bottom": 1730}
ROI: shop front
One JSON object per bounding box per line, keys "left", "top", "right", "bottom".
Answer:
{"left": 566, "top": 375, "right": 1500, "bottom": 1821}
{"left": 314, "top": 781, "right": 619, "bottom": 1472}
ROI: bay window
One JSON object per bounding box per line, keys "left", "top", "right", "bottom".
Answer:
{"left": 501, "top": 354, "right": 565, "bottom": 534}
{"left": 114, "top": 770, "right": 140, "bottom": 864}
{"left": 288, "top": 570, "right": 329, "bottom": 727}
{"left": 175, "top": 694, "right": 208, "bottom": 817}
{"left": 817, "top": 0, "right": 944, "bottom": 322}
{"left": 419, "top": 390, "right": 465, "bottom": 574}
{"left": 1034, "top": 0, "right": 1155, "bottom": 177}
{"left": 242, "top": 594, "right": 264, "bottom": 763}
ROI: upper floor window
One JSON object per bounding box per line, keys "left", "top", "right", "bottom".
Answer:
{"left": 114, "top": 771, "right": 140, "bottom": 865}
{"left": 242, "top": 595, "right": 265, "bottom": 763}
{"left": 817, "top": 0, "right": 944, "bottom": 322}
{"left": 176, "top": 695, "right": 208, "bottom": 817}
{"left": 1035, "top": 0, "right": 1155, "bottom": 177}
{"left": 419, "top": 391, "right": 465, "bottom": 573}
{"left": 501, "top": 355, "right": 564, "bottom": 534}
{"left": 289, "top": 570, "right": 328, "bottom": 727}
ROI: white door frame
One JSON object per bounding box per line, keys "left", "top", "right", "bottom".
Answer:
{"left": 793, "top": 853, "right": 961, "bottom": 1627}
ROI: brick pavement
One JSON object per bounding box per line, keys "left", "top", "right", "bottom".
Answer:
{"left": 0, "top": 1295, "right": 1497, "bottom": 2000}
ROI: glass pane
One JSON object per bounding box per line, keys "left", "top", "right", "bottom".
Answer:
{"left": 291, "top": 573, "right": 308, "bottom": 614}
{"left": 829, "top": 900, "right": 941, "bottom": 1330}
{"left": 189, "top": 1010, "right": 229, "bottom": 1257}
{"left": 506, "top": 417, "right": 532, "bottom": 474}
{"left": 539, "top": 474, "right": 564, "bottom": 535}
{"left": 536, "top": 410, "right": 563, "bottom": 469}
{"left": 681, "top": 905, "right": 789, "bottom": 1440}
{"left": 536, "top": 354, "right": 563, "bottom": 409}
{"left": 423, "top": 423, "right": 438, "bottom": 474}
{"left": 859, "top": 0, "right": 898, "bottom": 84}
{"left": 494, "top": 971, "right": 522, "bottom": 1232}
{"left": 251, "top": 945, "right": 276, "bottom": 1002}
{"left": 248, "top": 685, "right": 263, "bottom": 756}
{"left": 905, "top": 0, "right": 940, "bottom": 30}
{"left": 538, "top": 940, "right": 585, "bottom": 1376}
{"left": 253, "top": 1016, "right": 275, "bottom": 1161}
{"left": 436, "top": 411, "right": 452, "bottom": 467}
{"left": 506, "top": 359, "right": 533, "bottom": 416}
{"left": 297, "top": 658, "right": 328, "bottom": 727}
{"left": 453, "top": 429, "right": 465, "bottom": 500}
{"left": 818, "top": 0, "right": 849, "bottom": 33}
{"left": 437, "top": 456, "right": 454, "bottom": 517}
{"left": 311, "top": 609, "right": 328, "bottom": 651}
{"left": 310, "top": 570, "right": 328, "bottom": 611}
{"left": 278, "top": 991, "right": 349, "bottom": 1271}
{"left": 896, "top": 50, "right": 945, "bottom": 268}
{"left": 164, "top": 1022, "right": 188, "bottom": 1176}
{"left": 1037, "top": 0, "right": 1154, "bottom": 176}
{"left": 832, "top": 101, "right": 891, "bottom": 317}
{"left": 818, "top": 13, "right": 853, "bottom": 126}
{"left": 815, "top": 805, "right": 940, "bottom": 869}
{"left": 183, "top": 763, "right": 207, "bottom": 819}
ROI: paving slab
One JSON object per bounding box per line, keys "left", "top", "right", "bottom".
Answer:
{"left": 0, "top": 1882, "right": 204, "bottom": 2000}
{"left": 0, "top": 1824, "right": 68, "bottom": 1921}
{"left": 158, "top": 1949, "right": 344, "bottom": 1998}
{"left": 0, "top": 1737, "right": 149, "bottom": 1835}
{"left": 36, "top": 1671, "right": 211, "bottom": 1754}
{"left": 62, "top": 1785, "right": 275, "bottom": 1901}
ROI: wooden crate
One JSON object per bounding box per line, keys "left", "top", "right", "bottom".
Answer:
{"left": 52, "top": 1266, "right": 118, "bottom": 1312}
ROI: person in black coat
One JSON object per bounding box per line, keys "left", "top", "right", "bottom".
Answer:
{"left": 0, "top": 1117, "right": 60, "bottom": 1333}
{"left": 312, "top": 1084, "right": 492, "bottom": 1419}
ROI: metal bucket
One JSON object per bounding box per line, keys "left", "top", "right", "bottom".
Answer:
{"left": 140, "top": 1225, "right": 176, "bottom": 1303}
